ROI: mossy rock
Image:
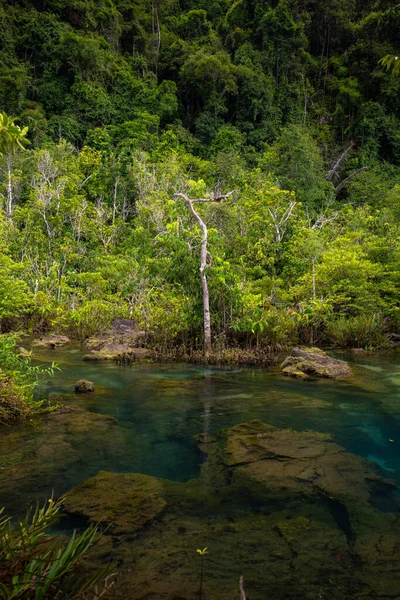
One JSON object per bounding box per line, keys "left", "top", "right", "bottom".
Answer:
{"left": 83, "top": 344, "right": 153, "bottom": 362}
{"left": 75, "top": 379, "right": 95, "bottom": 393}
{"left": 32, "top": 335, "right": 70, "bottom": 349}
{"left": 281, "top": 348, "right": 352, "bottom": 379}
{"left": 66, "top": 471, "right": 167, "bottom": 534}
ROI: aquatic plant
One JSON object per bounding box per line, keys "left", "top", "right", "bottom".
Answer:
{"left": 196, "top": 547, "right": 208, "bottom": 600}
{"left": 0, "top": 497, "right": 114, "bottom": 599}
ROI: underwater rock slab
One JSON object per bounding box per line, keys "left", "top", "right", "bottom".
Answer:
{"left": 56, "top": 419, "right": 400, "bottom": 600}
{"left": 281, "top": 347, "right": 352, "bottom": 379}
{"left": 66, "top": 471, "right": 167, "bottom": 534}
{"left": 209, "top": 420, "right": 396, "bottom": 506}
{"left": 0, "top": 407, "right": 130, "bottom": 514}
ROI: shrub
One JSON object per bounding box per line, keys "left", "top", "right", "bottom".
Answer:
{"left": 325, "top": 313, "right": 390, "bottom": 349}
{"left": 0, "top": 335, "right": 57, "bottom": 425}
{"left": 57, "top": 301, "right": 123, "bottom": 341}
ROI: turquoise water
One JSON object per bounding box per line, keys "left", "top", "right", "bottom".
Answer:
{"left": 1, "top": 347, "right": 400, "bottom": 509}
{"left": 36, "top": 348, "right": 400, "bottom": 479}
{"left": 2, "top": 347, "right": 400, "bottom": 599}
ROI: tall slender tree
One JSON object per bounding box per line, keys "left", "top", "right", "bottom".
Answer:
{"left": 175, "top": 191, "right": 235, "bottom": 356}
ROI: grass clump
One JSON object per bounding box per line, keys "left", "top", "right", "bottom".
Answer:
{"left": 0, "top": 498, "right": 114, "bottom": 599}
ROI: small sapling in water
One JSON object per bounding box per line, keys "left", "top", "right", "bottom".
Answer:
{"left": 196, "top": 547, "right": 208, "bottom": 600}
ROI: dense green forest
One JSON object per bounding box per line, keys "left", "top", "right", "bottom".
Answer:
{"left": 0, "top": 0, "right": 400, "bottom": 351}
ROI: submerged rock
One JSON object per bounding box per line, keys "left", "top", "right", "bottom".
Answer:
{"left": 0, "top": 407, "right": 127, "bottom": 515}
{"left": 66, "top": 471, "right": 167, "bottom": 534}
{"left": 74, "top": 379, "right": 95, "bottom": 393}
{"left": 208, "top": 420, "right": 396, "bottom": 508}
{"left": 32, "top": 334, "right": 70, "bottom": 349}
{"left": 281, "top": 347, "right": 352, "bottom": 379}
{"left": 60, "top": 419, "right": 400, "bottom": 600}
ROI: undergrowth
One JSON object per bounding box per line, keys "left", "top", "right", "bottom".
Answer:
{"left": 0, "top": 498, "right": 114, "bottom": 599}
{"left": 0, "top": 335, "right": 58, "bottom": 425}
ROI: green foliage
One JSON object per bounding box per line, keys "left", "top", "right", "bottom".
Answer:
{"left": 0, "top": 0, "right": 399, "bottom": 352}
{"left": 0, "top": 335, "right": 57, "bottom": 424}
{"left": 325, "top": 314, "right": 389, "bottom": 349}
{"left": 0, "top": 498, "right": 114, "bottom": 599}
{"left": 0, "top": 112, "right": 29, "bottom": 155}
{"left": 379, "top": 54, "right": 400, "bottom": 78}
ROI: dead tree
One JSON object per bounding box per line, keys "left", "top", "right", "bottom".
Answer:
{"left": 175, "top": 191, "right": 236, "bottom": 356}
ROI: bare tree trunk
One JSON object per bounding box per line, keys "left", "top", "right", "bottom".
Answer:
{"left": 6, "top": 154, "right": 13, "bottom": 221}
{"left": 239, "top": 576, "right": 246, "bottom": 600}
{"left": 175, "top": 191, "right": 236, "bottom": 357}
{"left": 178, "top": 195, "right": 212, "bottom": 355}
{"left": 112, "top": 176, "right": 119, "bottom": 224}
{"left": 312, "top": 257, "right": 316, "bottom": 301}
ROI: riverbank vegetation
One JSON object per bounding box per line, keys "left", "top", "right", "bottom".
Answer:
{"left": 0, "top": 497, "right": 113, "bottom": 598}
{"left": 0, "top": 0, "right": 399, "bottom": 352}
{"left": 0, "top": 336, "right": 56, "bottom": 425}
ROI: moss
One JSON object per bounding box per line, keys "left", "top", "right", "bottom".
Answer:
{"left": 276, "top": 516, "right": 312, "bottom": 540}
{"left": 66, "top": 472, "right": 167, "bottom": 534}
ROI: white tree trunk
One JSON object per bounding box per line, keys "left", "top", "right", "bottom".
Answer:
{"left": 175, "top": 191, "right": 236, "bottom": 356}
{"left": 184, "top": 197, "right": 212, "bottom": 356}
{"left": 6, "top": 154, "right": 13, "bottom": 221}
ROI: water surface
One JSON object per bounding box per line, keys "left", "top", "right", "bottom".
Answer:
{"left": 1, "top": 346, "right": 398, "bottom": 500}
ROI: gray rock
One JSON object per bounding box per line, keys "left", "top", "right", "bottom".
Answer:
{"left": 281, "top": 347, "right": 352, "bottom": 379}
{"left": 75, "top": 379, "right": 95, "bottom": 393}
{"left": 32, "top": 335, "right": 70, "bottom": 349}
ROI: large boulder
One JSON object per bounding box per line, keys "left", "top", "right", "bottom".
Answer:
{"left": 32, "top": 334, "right": 70, "bottom": 349}
{"left": 74, "top": 379, "right": 95, "bottom": 393}
{"left": 281, "top": 347, "right": 352, "bottom": 379}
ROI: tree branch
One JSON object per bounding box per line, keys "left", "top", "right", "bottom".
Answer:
{"left": 335, "top": 167, "right": 368, "bottom": 195}
{"left": 326, "top": 142, "right": 355, "bottom": 182}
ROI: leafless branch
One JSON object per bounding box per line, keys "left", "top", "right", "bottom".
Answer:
{"left": 311, "top": 211, "right": 339, "bottom": 229}
{"left": 175, "top": 190, "right": 238, "bottom": 204}
{"left": 326, "top": 142, "right": 354, "bottom": 182}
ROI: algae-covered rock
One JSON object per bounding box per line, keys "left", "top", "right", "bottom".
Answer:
{"left": 82, "top": 320, "right": 148, "bottom": 362}
{"left": 32, "top": 335, "right": 70, "bottom": 349}
{"left": 281, "top": 347, "right": 352, "bottom": 379}
{"left": 75, "top": 379, "right": 95, "bottom": 393}
{"left": 66, "top": 471, "right": 167, "bottom": 534}
{"left": 210, "top": 420, "right": 395, "bottom": 507}
{"left": 0, "top": 407, "right": 128, "bottom": 514}
{"left": 83, "top": 344, "right": 152, "bottom": 362}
